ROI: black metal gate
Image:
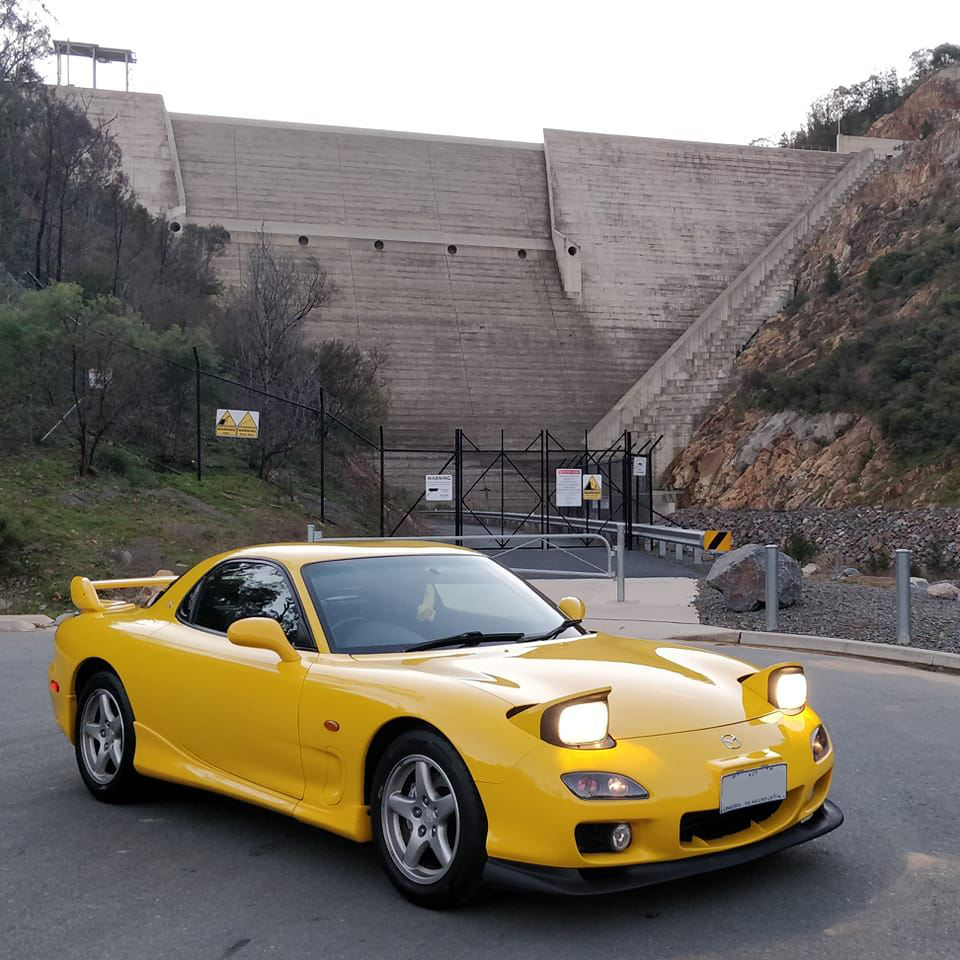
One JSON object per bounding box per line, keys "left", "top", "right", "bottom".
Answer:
{"left": 376, "top": 428, "right": 657, "bottom": 549}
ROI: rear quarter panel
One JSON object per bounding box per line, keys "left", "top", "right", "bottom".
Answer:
{"left": 49, "top": 611, "right": 169, "bottom": 742}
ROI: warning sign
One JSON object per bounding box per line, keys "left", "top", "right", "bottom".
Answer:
{"left": 582, "top": 473, "right": 602, "bottom": 501}
{"left": 633, "top": 456, "right": 648, "bottom": 478}
{"left": 425, "top": 474, "right": 453, "bottom": 502}
{"left": 556, "top": 468, "right": 582, "bottom": 507}
{"left": 703, "top": 530, "right": 733, "bottom": 552}
{"left": 216, "top": 409, "right": 260, "bottom": 439}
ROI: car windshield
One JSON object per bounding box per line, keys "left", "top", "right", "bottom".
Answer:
{"left": 301, "top": 553, "right": 580, "bottom": 654}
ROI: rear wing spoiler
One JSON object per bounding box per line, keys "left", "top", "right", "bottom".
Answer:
{"left": 69, "top": 575, "right": 178, "bottom": 613}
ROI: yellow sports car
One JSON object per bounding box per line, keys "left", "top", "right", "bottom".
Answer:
{"left": 48, "top": 542, "right": 842, "bottom": 908}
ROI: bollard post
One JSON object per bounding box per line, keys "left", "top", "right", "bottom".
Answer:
{"left": 307, "top": 523, "right": 315, "bottom": 543}
{"left": 895, "top": 548, "right": 911, "bottom": 645}
{"left": 616, "top": 525, "right": 625, "bottom": 603}
{"left": 765, "top": 543, "right": 779, "bottom": 631}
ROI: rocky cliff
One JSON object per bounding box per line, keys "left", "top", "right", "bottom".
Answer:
{"left": 669, "top": 67, "right": 960, "bottom": 510}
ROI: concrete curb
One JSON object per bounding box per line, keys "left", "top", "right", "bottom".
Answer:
{"left": 0, "top": 615, "right": 54, "bottom": 633}
{"left": 668, "top": 626, "right": 960, "bottom": 674}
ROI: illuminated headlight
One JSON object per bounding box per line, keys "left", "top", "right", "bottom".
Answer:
{"left": 561, "top": 772, "right": 649, "bottom": 799}
{"left": 811, "top": 724, "right": 831, "bottom": 761}
{"left": 541, "top": 696, "right": 614, "bottom": 748}
{"left": 769, "top": 667, "right": 807, "bottom": 714}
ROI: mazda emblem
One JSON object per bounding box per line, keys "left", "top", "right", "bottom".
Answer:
{"left": 720, "top": 734, "right": 741, "bottom": 750}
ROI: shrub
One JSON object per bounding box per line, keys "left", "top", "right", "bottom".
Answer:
{"left": 865, "top": 235, "right": 960, "bottom": 292}
{"left": 98, "top": 446, "right": 136, "bottom": 477}
{"left": 784, "top": 530, "right": 817, "bottom": 565}
{"left": 862, "top": 549, "right": 890, "bottom": 575}
{"left": 0, "top": 513, "right": 24, "bottom": 574}
{"left": 784, "top": 289, "right": 809, "bottom": 317}
{"left": 919, "top": 536, "right": 952, "bottom": 577}
{"left": 822, "top": 256, "right": 841, "bottom": 296}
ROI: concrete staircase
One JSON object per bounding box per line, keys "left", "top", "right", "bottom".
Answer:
{"left": 589, "top": 148, "right": 881, "bottom": 475}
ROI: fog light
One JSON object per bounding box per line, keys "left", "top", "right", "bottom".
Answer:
{"left": 610, "top": 823, "right": 632, "bottom": 852}
{"left": 811, "top": 724, "right": 831, "bottom": 761}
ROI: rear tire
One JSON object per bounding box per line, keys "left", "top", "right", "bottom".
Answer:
{"left": 74, "top": 671, "right": 142, "bottom": 803}
{"left": 371, "top": 730, "right": 487, "bottom": 908}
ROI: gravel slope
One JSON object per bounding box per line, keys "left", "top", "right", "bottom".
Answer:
{"left": 695, "top": 579, "right": 960, "bottom": 653}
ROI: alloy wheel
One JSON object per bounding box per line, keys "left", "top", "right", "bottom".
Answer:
{"left": 381, "top": 754, "right": 460, "bottom": 884}
{"left": 79, "top": 689, "right": 125, "bottom": 785}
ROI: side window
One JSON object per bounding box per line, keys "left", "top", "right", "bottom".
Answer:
{"left": 192, "top": 561, "right": 307, "bottom": 646}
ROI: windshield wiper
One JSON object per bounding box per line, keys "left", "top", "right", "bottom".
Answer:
{"left": 406, "top": 630, "right": 526, "bottom": 652}
{"left": 524, "top": 618, "right": 584, "bottom": 643}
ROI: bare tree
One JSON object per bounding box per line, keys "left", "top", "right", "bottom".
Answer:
{"left": 226, "top": 231, "right": 335, "bottom": 477}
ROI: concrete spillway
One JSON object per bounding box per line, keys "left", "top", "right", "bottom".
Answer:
{"left": 74, "top": 87, "right": 851, "bottom": 449}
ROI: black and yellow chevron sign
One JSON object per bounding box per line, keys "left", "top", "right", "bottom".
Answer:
{"left": 704, "top": 530, "right": 733, "bottom": 552}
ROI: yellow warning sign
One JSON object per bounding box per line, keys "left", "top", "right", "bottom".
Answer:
{"left": 582, "top": 473, "right": 602, "bottom": 501}
{"left": 237, "top": 412, "right": 259, "bottom": 438}
{"left": 216, "top": 409, "right": 260, "bottom": 439}
{"left": 704, "top": 530, "right": 733, "bottom": 552}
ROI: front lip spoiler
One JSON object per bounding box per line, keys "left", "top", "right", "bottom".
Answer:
{"left": 483, "top": 799, "right": 843, "bottom": 896}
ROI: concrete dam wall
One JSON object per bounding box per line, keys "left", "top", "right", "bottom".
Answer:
{"left": 75, "top": 87, "right": 850, "bottom": 448}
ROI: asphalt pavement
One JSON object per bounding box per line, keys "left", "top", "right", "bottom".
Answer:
{"left": 2, "top": 629, "right": 959, "bottom": 960}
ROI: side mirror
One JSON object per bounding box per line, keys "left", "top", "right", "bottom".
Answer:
{"left": 227, "top": 617, "right": 300, "bottom": 662}
{"left": 558, "top": 596, "right": 586, "bottom": 622}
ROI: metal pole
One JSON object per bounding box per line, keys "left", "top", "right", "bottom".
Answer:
{"left": 92, "top": 47, "right": 96, "bottom": 89}
{"left": 319, "top": 389, "right": 326, "bottom": 522}
{"left": 454, "top": 428, "right": 462, "bottom": 541}
{"left": 542, "top": 430, "right": 548, "bottom": 544}
{"left": 583, "top": 430, "right": 590, "bottom": 539}
{"left": 193, "top": 347, "right": 202, "bottom": 482}
{"left": 623, "top": 431, "right": 633, "bottom": 551}
{"left": 647, "top": 454, "right": 653, "bottom": 525}
{"left": 378, "top": 426, "right": 385, "bottom": 537}
{"left": 616, "top": 524, "right": 625, "bottom": 603}
{"left": 895, "top": 549, "right": 912, "bottom": 645}
{"left": 765, "top": 543, "right": 779, "bottom": 631}
{"left": 500, "top": 428, "right": 505, "bottom": 541}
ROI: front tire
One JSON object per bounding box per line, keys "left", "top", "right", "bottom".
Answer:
{"left": 371, "top": 731, "right": 487, "bottom": 908}
{"left": 74, "top": 671, "right": 141, "bottom": 803}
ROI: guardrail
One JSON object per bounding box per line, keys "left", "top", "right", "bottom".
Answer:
{"left": 366, "top": 510, "right": 728, "bottom": 603}
{"left": 306, "top": 529, "right": 615, "bottom": 582}
{"left": 429, "top": 509, "right": 714, "bottom": 549}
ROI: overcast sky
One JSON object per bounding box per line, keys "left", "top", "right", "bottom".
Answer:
{"left": 37, "top": 0, "right": 955, "bottom": 145}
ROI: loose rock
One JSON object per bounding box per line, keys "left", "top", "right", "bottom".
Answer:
{"left": 706, "top": 543, "right": 802, "bottom": 612}
{"left": 927, "top": 581, "right": 960, "bottom": 600}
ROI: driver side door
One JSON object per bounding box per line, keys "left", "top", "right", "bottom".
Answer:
{"left": 150, "top": 559, "right": 312, "bottom": 801}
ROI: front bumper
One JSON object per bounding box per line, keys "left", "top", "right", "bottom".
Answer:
{"left": 484, "top": 799, "right": 843, "bottom": 895}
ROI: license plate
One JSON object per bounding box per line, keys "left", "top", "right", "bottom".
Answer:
{"left": 719, "top": 763, "right": 787, "bottom": 814}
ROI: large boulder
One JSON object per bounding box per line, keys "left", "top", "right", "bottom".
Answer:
{"left": 706, "top": 543, "right": 803, "bottom": 612}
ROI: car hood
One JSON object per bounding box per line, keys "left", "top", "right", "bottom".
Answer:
{"left": 403, "top": 633, "right": 774, "bottom": 738}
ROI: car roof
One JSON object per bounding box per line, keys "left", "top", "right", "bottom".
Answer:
{"left": 216, "top": 540, "right": 474, "bottom": 566}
